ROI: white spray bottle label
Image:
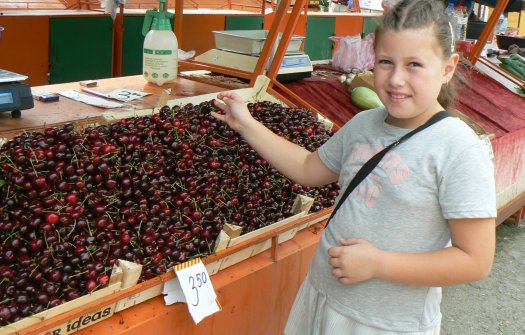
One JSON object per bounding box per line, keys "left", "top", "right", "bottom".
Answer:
{"left": 143, "top": 30, "right": 178, "bottom": 86}
{"left": 142, "top": 2, "right": 178, "bottom": 86}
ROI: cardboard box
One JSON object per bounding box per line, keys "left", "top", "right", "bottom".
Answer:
{"left": 0, "top": 265, "right": 123, "bottom": 335}
{"left": 349, "top": 72, "right": 375, "bottom": 91}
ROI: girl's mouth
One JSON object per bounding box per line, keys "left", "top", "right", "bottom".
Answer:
{"left": 388, "top": 92, "right": 410, "bottom": 103}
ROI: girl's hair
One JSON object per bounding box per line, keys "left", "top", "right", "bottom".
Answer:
{"left": 374, "top": 0, "right": 458, "bottom": 109}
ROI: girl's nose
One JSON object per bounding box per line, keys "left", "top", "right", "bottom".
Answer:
{"left": 388, "top": 67, "right": 406, "bottom": 87}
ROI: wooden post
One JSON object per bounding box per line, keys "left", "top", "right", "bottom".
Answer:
{"left": 174, "top": 0, "right": 184, "bottom": 49}
{"left": 467, "top": 0, "right": 510, "bottom": 65}
{"left": 112, "top": 3, "right": 124, "bottom": 77}
{"left": 262, "top": 0, "right": 307, "bottom": 84}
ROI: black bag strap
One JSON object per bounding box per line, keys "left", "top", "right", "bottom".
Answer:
{"left": 325, "top": 111, "right": 451, "bottom": 227}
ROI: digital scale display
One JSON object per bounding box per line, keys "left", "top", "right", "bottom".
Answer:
{"left": 0, "top": 69, "right": 34, "bottom": 117}
{"left": 0, "top": 92, "right": 14, "bottom": 105}
{"left": 281, "top": 56, "right": 310, "bottom": 68}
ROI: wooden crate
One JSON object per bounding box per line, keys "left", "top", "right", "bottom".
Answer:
{"left": 0, "top": 265, "right": 123, "bottom": 335}
{"left": 101, "top": 76, "right": 286, "bottom": 124}
{"left": 14, "top": 75, "right": 322, "bottom": 317}
{"left": 218, "top": 194, "right": 315, "bottom": 270}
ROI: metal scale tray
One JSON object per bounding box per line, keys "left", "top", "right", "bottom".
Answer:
{"left": 212, "top": 30, "right": 305, "bottom": 55}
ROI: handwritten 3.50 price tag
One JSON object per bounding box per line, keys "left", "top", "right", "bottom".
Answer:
{"left": 172, "top": 258, "right": 220, "bottom": 323}
{"left": 106, "top": 88, "right": 151, "bottom": 102}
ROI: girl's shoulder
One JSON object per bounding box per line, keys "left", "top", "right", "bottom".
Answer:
{"left": 440, "top": 115, "right": 482, "bottom": 144}
{"left": 343, "top": 107, "right": 387, "bottom": 128}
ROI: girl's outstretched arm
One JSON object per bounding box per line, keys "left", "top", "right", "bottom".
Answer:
{"left": 328, "top": 217, "right": 496, "bottom": 286}
{"left": 212, "top": 91, "right": 338, "bottom": 187}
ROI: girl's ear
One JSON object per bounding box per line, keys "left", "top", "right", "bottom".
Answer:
{"left": 443, "top": 53, "right": 460, "bottom": 84}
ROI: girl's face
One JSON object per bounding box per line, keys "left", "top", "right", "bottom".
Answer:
{"left": 373, "top": 27, "right": 458, "bottom": 129}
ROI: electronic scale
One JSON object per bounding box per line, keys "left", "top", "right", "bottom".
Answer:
{"left": 195, "top": 30, "right": 313, "bottom": 82}
{"left": 195, "top": 49, "right": 313, "bottom": 82}
{"left": 0, "top": 70, "right": 34, "bottom": 118}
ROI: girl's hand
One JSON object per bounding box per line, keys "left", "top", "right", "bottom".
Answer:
{"left": 212, "top": 92, "right": 255, "bottom": 133}
{"left": 328, "top": 238, "right": 382, "bottom": 285}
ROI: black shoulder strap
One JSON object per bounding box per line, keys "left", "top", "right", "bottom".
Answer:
{"left": 325, "top": 111, "right": 451, "bottom": 227}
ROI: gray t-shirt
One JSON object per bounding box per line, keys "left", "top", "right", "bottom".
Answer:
{"left": 312, "top": 108, "right": 497, "bottom": 332}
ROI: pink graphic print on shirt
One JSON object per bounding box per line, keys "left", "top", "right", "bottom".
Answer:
{"left": 350, "top": 144, "right": 410, "bottom": 208}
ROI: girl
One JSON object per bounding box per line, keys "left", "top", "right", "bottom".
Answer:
{"left": 212, "top": 0, "right": 497, "bottom": 333}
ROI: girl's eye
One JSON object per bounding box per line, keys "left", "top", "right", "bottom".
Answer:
{"left": 409, "top": 62, "right": 422, "bottom": 67}
{"left": 377, "top": 59, "right": 392, "bottom": 65}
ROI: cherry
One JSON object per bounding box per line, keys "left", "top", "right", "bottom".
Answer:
{"left": 49, "top": 269, "right": 63, "bottom": 282}
{"left": 0, "top": 307, "right": 12, "bottom": 322}
{"left": 86, "top": 279, "right": 98, "bottom": 292}
{"left": 45, "top": 212, "right": 60, "bottom": 225}
{"left": 65, "top": 193, "right": 78, "bottom": 205}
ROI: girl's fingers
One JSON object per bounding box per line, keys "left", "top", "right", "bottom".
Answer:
{"left": 329, "top": 255, "right": 339, "bottom": 268}
{"left": 210, "top": 111, "right": 225, "bottom": 121}
{"left": 332, "top": 267, "right": 344, "bottom": 278}
{"left": 213, "top": 99, "right": 227, "bottom": 110}
{"left": 340, "top": 237, "right": 360, "bottom": 246}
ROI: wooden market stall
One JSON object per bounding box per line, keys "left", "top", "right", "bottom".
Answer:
{"left": 0, "top": 2, "right": 524, "bottom": 335}
{"left": 0, "top": 69, "right": 523, "bottom": 335}
{"left": 0, "top": 73, "right": 334, "bottom": 335}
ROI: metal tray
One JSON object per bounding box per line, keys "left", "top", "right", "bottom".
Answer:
{"left": 212, "top": 30, "right": 305, "bottom": 55}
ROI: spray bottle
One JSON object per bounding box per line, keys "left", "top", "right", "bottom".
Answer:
{"left": 142, "top": 0, "right": 178, "bottom": 86}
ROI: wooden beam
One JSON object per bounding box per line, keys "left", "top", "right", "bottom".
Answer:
{"left": 467, "top": 0, "right": 510, "bottom": 65}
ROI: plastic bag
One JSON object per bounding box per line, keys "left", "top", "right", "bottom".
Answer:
{"left": 329, "top": 34, "right": 376, "bottom": 72}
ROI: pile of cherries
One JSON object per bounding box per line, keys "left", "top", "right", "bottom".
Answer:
{"left": 0, "top": 100, "right": 339, "bottom": 325}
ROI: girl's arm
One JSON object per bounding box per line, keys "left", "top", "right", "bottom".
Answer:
{"left": 328, "top": 217, "right": 495, "bottom": 286}
{"left": 213, "top": 92, "right": 339, "bottom": 187}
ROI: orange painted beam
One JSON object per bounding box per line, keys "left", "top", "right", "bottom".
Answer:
{"left": 467, "top": 0, "right": 509, "bottom": 65}
{"left": 0, "top": 16, "right": 49, "bottom": 86}
{"left": 265, "top": 0, "right": 307, "bottom": 82}
{"left": 334, "top": 15, "right": 366, "bottom": 36}
{"left": 180, "top": 14, "right": 224, "bottom": 56}
{"left": 263, "top": 11, "right": 308, "bottom": 36}
{"left": 174, "top": 0, "right": 184, "bottom": 46}
{"left": 112, "top": 4, "right": 125, "bottom": 77}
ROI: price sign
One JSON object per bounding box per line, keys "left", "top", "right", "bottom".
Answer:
{"left": 106, "top": 88, "right": 150, "bottom": 102}
{"left": 173, "top": 258, "right": 220, "bottom": 324}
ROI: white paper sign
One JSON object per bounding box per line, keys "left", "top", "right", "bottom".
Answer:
{"left": 173, "top": 258, "right": 220, "bottom": 324}
{"left": 58, "top": 90, "right": 124, "bottom": 108}
{"left": 163, "top": 277, "right": 187, "bottom": 305}
{"left": 106, "top": 88, "right": 151, "bottom": 102}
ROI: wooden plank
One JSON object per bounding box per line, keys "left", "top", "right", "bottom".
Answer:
{"left": 497, "top": 190, "right": 525, "bottom": 225}
{"left": 0, "top": 3, "right": 28, "bottom": 8}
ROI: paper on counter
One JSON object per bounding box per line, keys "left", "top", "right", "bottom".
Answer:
{"left": 58, "top": 90, "right": 124, "bottom": 108}
{"left": 106, "top": 88, "right": 151, "bottom": 102}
